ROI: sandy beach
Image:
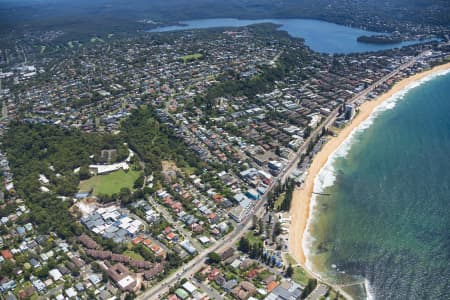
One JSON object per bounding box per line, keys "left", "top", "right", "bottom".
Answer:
{"left": 288, "top": 61, "right": 450, "bottom": 267}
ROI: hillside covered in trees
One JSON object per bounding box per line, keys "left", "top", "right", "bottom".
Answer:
{"left": 2, "top": 107, "right": 201, "bottom": 237}
{"left": 1, "top": 0, "right": 449, "bottom": 39}
{"left": 2, "top": 122, "right": 127, "bottom": 236}
{"left": 121, "top": 106, "right": 204, "bottom": 173}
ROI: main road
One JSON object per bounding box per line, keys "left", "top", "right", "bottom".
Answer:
{"left": 137, "top": 52, "right": 426, "bottom": 300}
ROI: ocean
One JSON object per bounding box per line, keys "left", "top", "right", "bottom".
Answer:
{"left": 305, "top": 70, "right": 450, "bottom": 299}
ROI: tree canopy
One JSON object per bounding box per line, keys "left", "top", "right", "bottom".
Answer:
{"left": 121, "top": 106, "right": 204, "bottom": 173}
{"left": 3, "top": 122, "right": 127, "bottom": 237}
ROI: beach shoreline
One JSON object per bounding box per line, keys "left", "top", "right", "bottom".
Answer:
{"left": 287, "top": 61, "right": 450, "bottom": 275}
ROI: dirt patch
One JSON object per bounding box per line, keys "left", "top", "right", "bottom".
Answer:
{"left": 161, "top": 160, "right": 180, "bottom": 182}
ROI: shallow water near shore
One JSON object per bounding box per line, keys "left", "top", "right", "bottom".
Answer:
{"left": 305, "top": 71, "right": 450, "bottom": 299}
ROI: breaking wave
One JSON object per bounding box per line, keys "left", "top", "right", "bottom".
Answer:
{"left": 302, "top": 67, "right": 450, "bottom": 298}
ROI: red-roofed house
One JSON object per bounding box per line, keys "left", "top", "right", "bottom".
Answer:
{"left": 1, "top": 249, "right": 13, "bottom": 260}
{"left": 171, "top": 202, "right": 183, "bottom": 212}
{"left": 132, "top": 236, "right": 144, "bottom": 245}
{"left": 208, "top": 268, "right": 221, "bottom": 281}
{"left": 164, "top": 197, "right": 174, "bottom": 206}
{"left": 150, "top": 244, "right": 165, "bottom": 257}
{"left": 212, "top": 194, "right": 223, "bottom": 203}
{"left": 267, "top": 281, "right": 278, "bottom": 293}
{"left": 166, "top": 232, "right": 178, "bottom": 242}
{"left": 208, "top": 213, "right": 219, "bottom": 224}
{"left": 181, "top": 192, "right": 191, "bottom": 200}
{"left": 246, "top": 268, "right": 259, "bottom": 280}
{"left": 150, "top": 244, "right": 160, "bottom": 252}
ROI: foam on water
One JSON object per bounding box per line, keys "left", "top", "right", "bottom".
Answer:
{"left": 365, "top": 279, "right": 375, "bottom": 300}
{"left": 301, "top": 67, "right": 450, "bottom": 298}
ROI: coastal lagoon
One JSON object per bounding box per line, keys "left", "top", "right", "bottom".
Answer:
{"left": 148, "top": 18, "right": 435, "bottom": 54}
{"left": 306, "top": 71, "right": 450, "bottom": 299}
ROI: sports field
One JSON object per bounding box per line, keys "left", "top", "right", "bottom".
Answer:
{"left": 79, "top": 169, "right": 142, "bottom": 195}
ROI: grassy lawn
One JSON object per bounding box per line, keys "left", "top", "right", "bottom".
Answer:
{"left": 180, "top": 53, "right": 203, "bottom": 63}
{"left": 329, "top": 290, "right": 346, "bottom": 300}
{"left": 79, "top": 169, "right": 142, "bottom": 195}
{"left": 210, "top": 281, "right": 222, "bottom": 292}
{"left": 274, "top": 192, "right": 286, "bottom": 210}
{"left": 123, "top": 250, "right": 144, "bottom": 261}
{"left": 285, "top": 253, "right": 297, "bottom": 265}
{"left": 257, "top": 269, "right": 272, "bottom": 281}
{"left": 285, "top": 254, "right": 310, "bottom": 286}
{"left": 182, "top": 166, "right": 197, "bottom": 176}
{"left": 245, "top": 231, "right": 264, "bottom": 246}
{"left": 292, "top": 265, "right": 309, "bottom": 286}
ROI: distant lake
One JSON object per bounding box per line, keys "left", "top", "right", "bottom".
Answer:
{"left": 148, "top": 18, "right": 435, "bottom": 54}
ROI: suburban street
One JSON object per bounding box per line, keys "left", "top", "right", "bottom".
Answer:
{"left": 137, "top": 51, "right": 428, "bottom": 300}
{"left": 147, "top": 196, "right": 203, "bottom": 250}
{"left": 1, "top": 0, "right": 449, "bottom": 298}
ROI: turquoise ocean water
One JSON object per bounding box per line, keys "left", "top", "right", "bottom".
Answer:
{"left": 305, "top": 70, "right": 450, "bottom": 299}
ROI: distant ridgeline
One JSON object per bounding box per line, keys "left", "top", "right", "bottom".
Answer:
{"left": 1, "top": 0, "right": 450, "bottom": 39}
{"left": 357, "top": 35, "right": 403, "bottom": 44}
